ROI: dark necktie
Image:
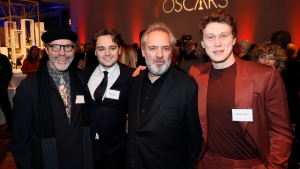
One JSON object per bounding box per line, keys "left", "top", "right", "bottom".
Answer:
{"left": 94, "top": 71, "right": 108, "bottom": 102}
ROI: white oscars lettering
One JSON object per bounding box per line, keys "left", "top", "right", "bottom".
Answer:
{"left": 163, "top": 0, "right": 175, "bottom": 13}
{"left": 218, "top": 0, "right": 228, "bottom": 8}
{"left": 163, "top": 0, "right": 229, "bottom": 13}
{"left": 175, "top": 0, "right": 183, "bottom": 12}
{"left": 183, "top": 0, "right": 193, "bottom": 11}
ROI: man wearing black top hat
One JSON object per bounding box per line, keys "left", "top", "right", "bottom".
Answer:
{"left": 11, "top": 26, "right": 93, "bottom": 169}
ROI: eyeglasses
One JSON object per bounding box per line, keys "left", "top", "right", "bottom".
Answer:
{"left": 47, "top": 44, "right": 75, "bottom": 52}
{"left": 259, "top": 55, "right": 276, "bottom": 61}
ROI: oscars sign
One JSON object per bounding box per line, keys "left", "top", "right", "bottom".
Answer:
{"left": 163, "top": 0, "right": 228, "bottom": 13}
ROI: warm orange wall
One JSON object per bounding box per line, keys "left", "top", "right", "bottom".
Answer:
{"left": 70, "top": 0, "right": 300, "bottom": 51}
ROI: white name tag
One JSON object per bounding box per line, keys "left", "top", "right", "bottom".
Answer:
{"left": 105, "top": 89, "right": 120, "bottom": 100}
{"left": 95, "top": 133, "right": 99, "bottom": 140}
{"left": 75, "top": 95, "right": 85, "bottom": 104}
{"left": 232, "top": 109, "right": 253, "bottom": 122}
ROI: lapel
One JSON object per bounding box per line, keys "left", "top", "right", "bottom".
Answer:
{"left": 235, "top": 58, "right": 254, "bottom": 133}
{"left": 132, "top": 71, "right": 144, "bottom": 128}
{"left": 110, "top": 62, "right": 133, "bottom": 90}
{"left": 82, "top": 63, "right": 99, "bottom": 104}
{"left": 192, "top": 64, "right": 210, "bottom": 143}
{"left": 101, "top": 62, "right": 133, "bottom": 105}
{"left": 69, "top": 70, "right": 84, "bottom": 127}
{"left": 138, "top": 67, "right": 176, "bottom": 129}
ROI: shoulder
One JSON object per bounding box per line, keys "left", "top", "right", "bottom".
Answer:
{"left": 171, "top": 67, "right": 197, "bottom": 88}
{"left": 189, "top": 62, "right": 211, "bottom": 77}
{"left": 239, "top": 59, "right": 275, "bottom": 75}
{"left": 237, "top": 59, "right": 281, "bottom": 84}
{"left": 15, "top": 73, "right": 38, "bottom": 97}
{"left": 81, "top": 63, "right": 98, "bottom": 79}
{"left": 118, "top": 62, "right": 135, "bottom": 74}
{"left": 0, "top": 54, "right": 10, "bottom": 64}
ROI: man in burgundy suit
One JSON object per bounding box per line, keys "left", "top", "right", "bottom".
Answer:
{"left": 189, "top": 10, "right": 293, "bottom": 169}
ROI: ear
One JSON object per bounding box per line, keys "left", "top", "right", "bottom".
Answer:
{"left": 119, "top": 46, "right": 121, "bottom": 55}
{"left": 45, "top": 47, "right": 49, "bottom": 54}
{"left": 233, "top": 37, "right": 236, "bottom": 45}
{"left": 201, "top": 41, "right": 205, "bottom": 48}
{"left": 141, "top": 48, "right": 145, "bottom": 58}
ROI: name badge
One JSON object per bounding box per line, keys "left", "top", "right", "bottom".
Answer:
{"left": 75, "top": 95, "right": 85, "bottom": 104}
{"left": 105, "top": 89, "right": 120, "bottom": 100}
{"left": 232, "top": 109, "right": 253, "bottom": 122}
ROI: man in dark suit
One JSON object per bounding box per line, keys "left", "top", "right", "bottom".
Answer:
{"left": 0, "top": 53, "right": 12, "bottom": 131}
{"left": 81, "top": 28, "right": 134, "bottom": 169}
{"left": 189, "top": 10, "right": 293, "bottom": 169}
{"left": 126, "top": 22, "right": 202, "bottom": 169}
{"left": 11, "top": 26, "right": 93, "bottom": 169}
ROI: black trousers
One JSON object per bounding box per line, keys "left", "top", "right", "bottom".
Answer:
{"left": 93, "top": 140, "right": 125, "bottom": 169}
{"left": 0, "top": 88, "right": 12, "bottom": 131}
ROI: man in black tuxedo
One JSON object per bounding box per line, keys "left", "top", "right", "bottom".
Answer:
{"left": 126, "top": 22, "right": 202, "bottom": 169}
{"left": 81, "top": 28, "right": 134, "bottom": 169}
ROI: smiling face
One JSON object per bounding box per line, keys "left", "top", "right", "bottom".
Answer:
{"left": 142, "top": 30, "right": 172, "bottom": 77}
{"left": 46, "top": 39, "right": 75, "bottom": 73}
{"left": 95, "top": 35, "right": 121, "bottom": 70}
{"left": 258, "top": 53, "right": 277, "bottom": 66}
{"left": 202, "top": 22, "right": 236, "bottom": 69}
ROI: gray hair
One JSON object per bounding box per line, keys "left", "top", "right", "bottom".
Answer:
{"left": 141, "top": 22, "right": 176, "bottom": 50}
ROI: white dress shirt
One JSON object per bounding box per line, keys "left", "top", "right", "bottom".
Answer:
{"left": 88, "top": 63, "right": 120, "bottom": 100}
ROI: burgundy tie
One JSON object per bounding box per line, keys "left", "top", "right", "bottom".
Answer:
{"left": 94, "top": 71, "right": 108, "bottom": 102}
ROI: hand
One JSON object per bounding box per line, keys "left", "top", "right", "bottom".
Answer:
{"left": 132, "top": 66, "right": 146, "bottom": 77}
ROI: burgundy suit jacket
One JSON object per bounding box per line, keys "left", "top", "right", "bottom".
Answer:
{"left": 189, "top": 57, "right": 293, "bottom": 169}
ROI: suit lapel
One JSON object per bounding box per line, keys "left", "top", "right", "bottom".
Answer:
{"left": 235, "top": 58, "right": 254, "bottom": 133}
{"left": 82, "top": 63, "right": 100, "bottom": 104}
{"left": 138, "top": 68, "right": 176, "bottom": 129}
{"left": 101, "top": 63, "right": 133, "bottom": 105}
{"left": 132, "top": 71, "right": 144, "bottom": 128}
{"left": 192, "top": 64, "right": 210, "bottom": 143}
{"left": 110, "top": 62, "right": 133, "bottom": 90}
{"left": 69, "top": 71, "right": 79, "bottom": 127}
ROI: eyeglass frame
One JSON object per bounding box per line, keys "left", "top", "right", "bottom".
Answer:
{"left": 258, "top": 55, "right": 277, "bottom": 61}
{"left": 46, "top": 44, "right": 76, "bottom": 52}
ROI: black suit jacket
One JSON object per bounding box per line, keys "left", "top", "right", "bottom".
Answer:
{"left": 0, "top": 54, "right": 12, "bottom": 88}
{"left": 11, "top": 68, "right": 87, "bottom": 169}
{"left": 126, "top": 67, "right": 203, "bottom": 169}
{"left": 81, "top": 62, "right": 134, "bottom": 155}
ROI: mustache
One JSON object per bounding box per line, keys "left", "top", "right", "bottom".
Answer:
{"left": 154, "top": 57, "right": 165, "bottom": 62}
{"left": 54, "top": 56, "right": 71, "bottom": 60}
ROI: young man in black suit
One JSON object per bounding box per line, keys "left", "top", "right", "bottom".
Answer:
{"left": 126, "top": 22, "right": 203, "bottom": 169}
{"left": 81, "top": 28, "right": 134, "bottom": 169}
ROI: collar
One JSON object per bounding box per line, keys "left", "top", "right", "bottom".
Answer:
{"left": 98, "top": 62, "right": 119, "bottom": 77}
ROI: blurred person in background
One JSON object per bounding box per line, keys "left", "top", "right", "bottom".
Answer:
{"left": 249, "top": 42, "right": 287, "bottom": 73}
{"left": 21, "top": 46, "right": 40, "bottom": 78}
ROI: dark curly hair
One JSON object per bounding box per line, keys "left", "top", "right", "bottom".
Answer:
{"left": 249, "top": 42, "right": 287, "bottom": 73}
